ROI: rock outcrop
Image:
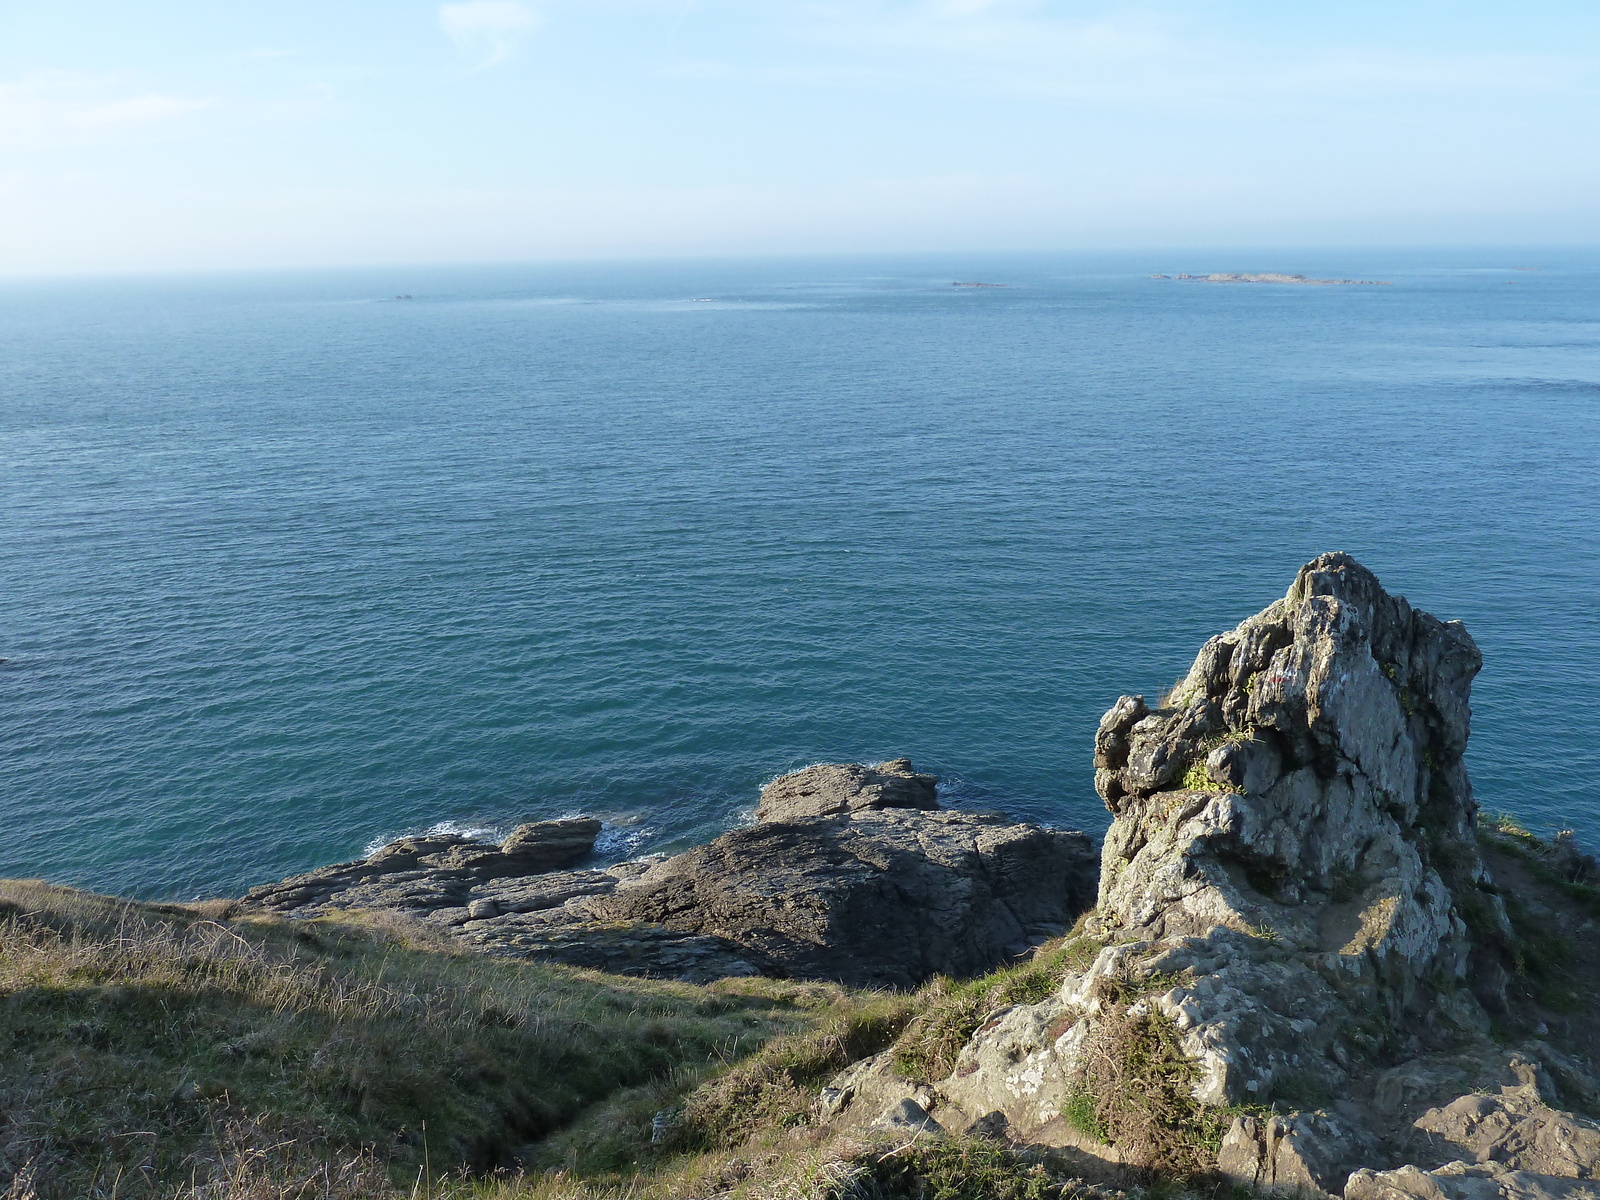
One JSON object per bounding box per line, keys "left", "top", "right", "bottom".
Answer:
{"left": 588, "top": 807, "right": 1096, "bottom": 989}
{"left": 245, "top": 761, "right": 1097, "bottom": 989}
{"left": 753, "top": 758, "right": 939, "bottom": 822}
{"left": 247, "top": 818, "right": 607, "bottom": 918}
{"left": 818, "top": 553, "right": 1600, "bottom": 1197}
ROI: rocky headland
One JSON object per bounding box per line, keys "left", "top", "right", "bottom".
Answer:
{"left": 7, "top": 552, "right": 1597, "bottom": 1200}
{"left": 809, "top": 552, "right": 1600, "bottom": 1200}
{"left": 233, "top": 551, "right": 1600, "bottom": 1199}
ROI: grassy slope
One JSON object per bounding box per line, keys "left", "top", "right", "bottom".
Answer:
{"left": 11, "top": 822, "right": 1591, "bottom": 1200}
{"left": 0, "top": 881, "right": 886, "bottom": 1199}
{"left": 0, "top": 879, "right": 1108, "bottom": 1200}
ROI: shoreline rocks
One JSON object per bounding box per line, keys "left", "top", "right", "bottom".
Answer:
{"left": 244, "top": 760, "right": 1097, "bottom": 989}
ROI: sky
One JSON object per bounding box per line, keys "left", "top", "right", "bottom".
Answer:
{"left": 1, "top": 1, "right": 1598, "bottom": 275}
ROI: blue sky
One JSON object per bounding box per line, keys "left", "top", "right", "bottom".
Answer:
{"left": 1, "top": 1, "right": 1597, "bottom": 274}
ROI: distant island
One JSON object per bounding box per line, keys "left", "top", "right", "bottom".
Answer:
{"left": 951, "top": 281, "right": 1008, "bottom": 287}
{"left": 1151, "top": 272, "right": 1389, "bottom": 285}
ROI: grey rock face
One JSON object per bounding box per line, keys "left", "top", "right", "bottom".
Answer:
{"left": 1219, "top": 1111, "right": 1380, "bottom": 1194}
{"left": 1346, "top": 1161, "right": 1600, "bottom": 1200}
{"left": 1080, "top": 554, "right": 1503, "bottom": 1126}
{"left": 754, "top": 758, "right": 939, "bottom": 822}
{"left": 586, "top": 808, "right": 1098, "bottom": 989}
{"left": 1415, "top": 1094, "right": 1600, "bottom": 1180}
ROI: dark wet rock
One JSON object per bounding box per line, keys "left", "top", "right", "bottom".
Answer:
{"left": 244, "top": 818, "right": 603, "bottom": 917}
{"left": 586, "top": 808, "right": 1098, "bottom": 989}
{"left": 753, "top": 758, "right": 939, "bottom": 822}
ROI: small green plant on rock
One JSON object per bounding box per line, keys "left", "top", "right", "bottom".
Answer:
{"left": 1327, "top": 867, "right": 1362, "bottom": 903}
{"left": 1062, "top": 1090, "right": 1106, "bottom": 1143}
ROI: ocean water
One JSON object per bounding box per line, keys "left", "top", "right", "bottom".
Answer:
{"left": 2, "top": 252, "right": 1597, "bottom": 900}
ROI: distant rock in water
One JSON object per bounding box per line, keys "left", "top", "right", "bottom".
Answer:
{"left": 244, "top": 760, "right": 1097, "bottom": 989}
{"left": 821, "top": 553, "right": 1600, "bottom": 1199}
{"left": 1170, "top": 272, "right": 1389, "bottom": 285}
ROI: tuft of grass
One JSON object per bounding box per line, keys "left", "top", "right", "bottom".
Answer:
{"left": 1075, "top": 972, "right": 1226, "bottom": 1176}
{"left": 1157, "top": 677, "right": 1193, "bottom": 710}
{"left": 1327, "top": 866, "right": 1362, "bottom": 904}
{"left": 1062, "top": 1090, "right": 1106, "bottom": 1143}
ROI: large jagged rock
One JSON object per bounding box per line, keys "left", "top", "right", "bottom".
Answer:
{"left": 244, "top": 762, "right": 1096, "bottom": 989}
{"left": 1074, "top": 555, "right": 1508, "bottom": 1145}
{"left": 823, "top": 555, "right": 1593, "bottom": 1193}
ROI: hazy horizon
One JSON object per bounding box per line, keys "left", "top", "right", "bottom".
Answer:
{"left": 0, "top": 245, "right": 1592, "bottom": 288}
{"left": 3, "top": 1, "right": 1598, "bottom": 277}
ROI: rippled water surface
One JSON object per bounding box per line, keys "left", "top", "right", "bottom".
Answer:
{"left": 3, "top": 252, "right": 1598, "bottom": 898}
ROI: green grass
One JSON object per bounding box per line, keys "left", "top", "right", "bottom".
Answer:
{"left": 533, "top": 986, "right": 914, "bottom": 1176}
{"left": 1062, "top": 1091, "right": 1105, "bottom": 1143}
{"left": 1072, "top": 971, "right": 1237, "bottom": 1175}
{"left": 0, "top": 881, "right": 842, "bottom": 1199}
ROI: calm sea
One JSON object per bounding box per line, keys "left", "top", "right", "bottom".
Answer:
{"left": 2, "top": 253, "right": 1597, "bottom": 899}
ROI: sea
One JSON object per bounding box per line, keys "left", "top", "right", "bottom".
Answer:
{"left": 2, "top": 252, "right": 1597, "bottom": 900}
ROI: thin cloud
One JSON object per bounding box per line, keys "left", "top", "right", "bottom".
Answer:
{"left": 439, "top": 1, "right": 541, "bottom": 71}
{"left": 0, "top": 74, "right": 209, "bottom": 149}
{"left": 667, "top": 2, "right": 1587, "bottom": 111}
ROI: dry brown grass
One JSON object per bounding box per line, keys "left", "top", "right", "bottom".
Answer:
{"left": 1075, "top": 974, "right": 1222, "bottom": 1177}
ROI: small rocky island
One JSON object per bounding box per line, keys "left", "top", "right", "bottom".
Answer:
{"left": 1152, "top": 272, "right": 1390, "bottom": 285}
